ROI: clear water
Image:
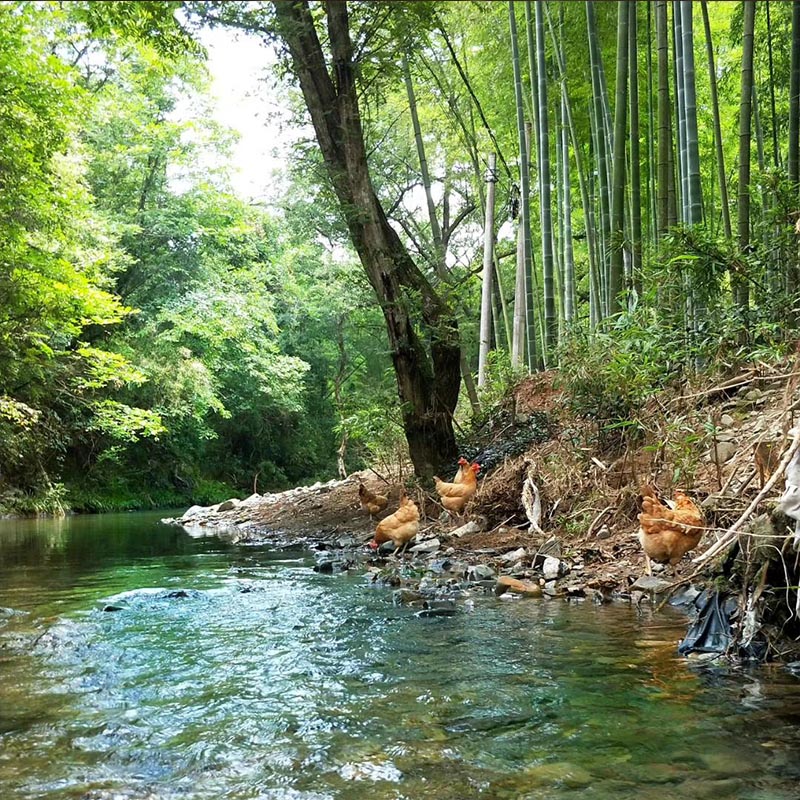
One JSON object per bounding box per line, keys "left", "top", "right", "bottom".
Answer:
{"left": 1, "top": 512, "right": 800, "bottom": 799}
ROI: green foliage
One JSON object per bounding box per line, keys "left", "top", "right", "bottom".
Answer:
{"left": 556, "top": 315, "right": 684, "bottom": 450}
{"left": 476, "top": 349, "right": 527, "bottom": 409}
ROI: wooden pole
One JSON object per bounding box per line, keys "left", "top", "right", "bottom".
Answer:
{"left": 478, "top": 154, "right": 498, "bottom": 387}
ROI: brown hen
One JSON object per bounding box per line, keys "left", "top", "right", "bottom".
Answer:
{"left": 358, "top": 481, "right": 388, "bottom": 518}
{"left": 637, "top": 486, "right": 704, "bottom": 575}
{"left": 434, "top": 462, "right": 480, "bottom": 515}
{"left": 369, "top": 492, "right": 419, "bottom": 554}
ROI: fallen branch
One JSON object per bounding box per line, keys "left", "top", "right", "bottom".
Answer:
{"left": 669, "top": 369, "right": 757, "bottom": 403}
{"left": 693, "top": 427, "right": 800, "bottom": 565}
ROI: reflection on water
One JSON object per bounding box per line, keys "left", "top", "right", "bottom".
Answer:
{"left": 1, "top": 513, "right": 800, "bottom": 799}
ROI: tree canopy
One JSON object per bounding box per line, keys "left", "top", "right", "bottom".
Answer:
{"left": 2, "top": 1, "right": 800, "bottom": 511}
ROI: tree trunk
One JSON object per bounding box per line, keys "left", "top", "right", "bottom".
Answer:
{"left": 609, "top": 0, "right": 629, "bottom": 316}
{"left": 272, "top": 0, "right": 460, "bottom": 478}
{"left": 629, "top": 2, "right": 642, "bottom": 300}
{"left": 700, "top": 0, "right": 732, "bottom": 239}
{"left": 789, "top": 1, "right": 800, "bottom": 304}
{"left": 790, "top": 0, "right": 800, "bottom": 186}
{"left": 680, "top": 0, "right": 702, "bottom": 226}
{"left": 561, "top": 91, "right": 575, "bottom": 324}
{"left": 509, "top": 1, "right": 536, "bottom": 370}
{"left": 534, "top": 0, "right": 557, "bottom": 354}
{"left": 656, "top": 0, "right": 672, "bottom": 236}
{"left": 587, "top": 1, "right": 612, "bottom": 315}
{"left": 673, "top": 0, "right": 687, "bottom": 223}
{"left": 645, "top": 1, "right": 658, "bottom": 245}
{"left": 544, "top": 2, "right": 600, "bottom": 327}
{"left": 737, "top": 0, "right": 756, "bottom": 319}
{"left": 478, "top": 153, "right": 497, "bottom": 387}
{"left": 765, "top": 1, "right": 779, "bottom": 169}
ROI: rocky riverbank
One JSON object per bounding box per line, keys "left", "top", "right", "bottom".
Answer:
{"left": 164, "top": 362, "right": 800, "bottom": 662}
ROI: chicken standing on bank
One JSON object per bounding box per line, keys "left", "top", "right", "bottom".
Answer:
{"left": 637, "top": 485, "right": 705, "bottom": 575}
{"left": 452, "top": 456, "right": 469, "bottom": 483}
{"left": 358, "top": 481, "right": 388, "bottom": 518}
{"left": 434, "top": 461, "right": 480, "bottom": 515}
{"left": 368, "top": 492, "right": 420, "bottom": 554}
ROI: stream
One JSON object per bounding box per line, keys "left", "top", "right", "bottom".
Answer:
{"left": 1, "top": 511, "right": 800, "bottom": 799}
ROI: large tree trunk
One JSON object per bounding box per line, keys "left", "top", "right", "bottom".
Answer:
{"left": 272, "top": 0, "right": 460, "bottom": 478}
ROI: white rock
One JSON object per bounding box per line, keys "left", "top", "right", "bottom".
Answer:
{"left": 182, "top": 505, "right": 207, "bottom": 520}
{"left": 543, "top": 556, "right": 562, "bottom": 580}
{"left": 240, "top": 493, "right": 262, "bottom": 507}
{"left": 450, "top": 520, "right": 481, "bottom": 538}
{"left": 501, "top": 547, "right": 527, "bottom": 564}
{"left": 410, "top": 537, "right": 440, "bottom": 554}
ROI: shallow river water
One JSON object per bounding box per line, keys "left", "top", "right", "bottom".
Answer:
{"left": 1, "top": 512, "right": 800, "bottom": 799}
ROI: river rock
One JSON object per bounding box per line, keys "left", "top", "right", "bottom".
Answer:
{"left": 450, "top": 520, "right": 481, "bottom": 538}
{"left": 708, "top": 441, "right": 737, "bottom": 463}
{"left": 164, "top": 589, "right": 191, "bottom": 599}
{"left": 103, "top": 604, "right": 125, "bottom": 612}
{"left": 630, "top": 575, "right": 672, "bottom": 593}
{"left": 415, "top": 607, "right": 457, "bottom": 618}
{"left": 217, "top": 498, "right": 241, "bottom": 512}
{"left": 377, "top": 541, "right": 396, "bottom": 555}
{"left": 423, "top": 598, "right": 457, "bottom": 612}
{"left": 393, "top": 589, "right": 422, "bottom": 605}
{"left": 240, "top": 493, "right": 262, "bottom": 507}
{"left": 410, "top": 537, "right": 440, "bottom": 554}
{"left": 467, "top": 564, "right": 496, "bottom": 582}
{"left": 495, "top": 576, "right": 543, "bottom": 598}
{"left": 500, "top": 547, "right": 527, "bottom": 564}
{"left": 522, "top": 762, "right": 592, "bottom": 789}
{"left": 182, "top": 505, "right": 207, "bottom": 520}
{"left": 542, "top": 556, "right": 563, "bottom": 580}
{"left": 720, "top": 413, "right": 736, "bottom": 427}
